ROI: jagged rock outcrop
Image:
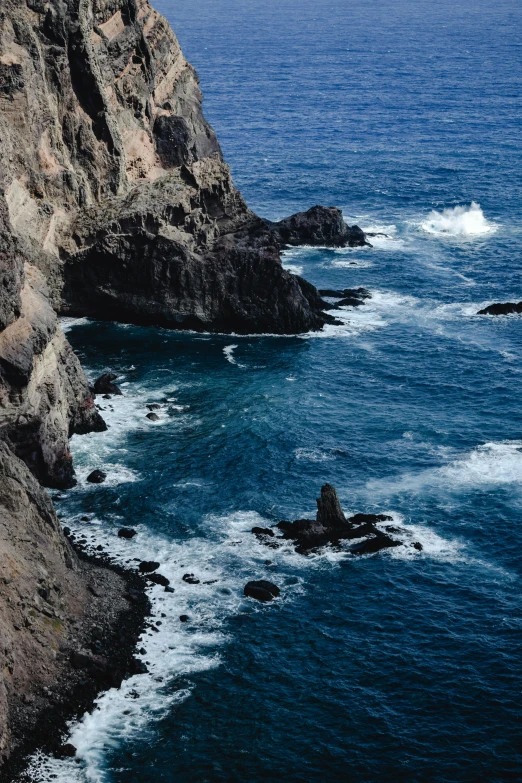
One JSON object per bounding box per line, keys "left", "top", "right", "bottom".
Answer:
{"left": 267, "top": 206, "right": 369, "bottom": 249}
{"left": 0, "top": 0, "right": 357, "bottom": 334}
{"left": 478, "top": 302, "right": 522, "bottom": 316}
{"left": 277, "top": 484, "right": 403, "bottom": 555}
{"left": 0, "top": 196, "right": 105, "bottom": 489}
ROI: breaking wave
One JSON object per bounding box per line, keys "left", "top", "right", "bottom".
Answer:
{"left": 421, "top": 202, "right": 497, "bottom": 237}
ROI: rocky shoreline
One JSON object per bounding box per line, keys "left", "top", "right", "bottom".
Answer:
{"left": 0, "top": 0, "right": 371, "bottom": 771}
{"left": 2, "top": 544, "right": 150, "bottom": 783}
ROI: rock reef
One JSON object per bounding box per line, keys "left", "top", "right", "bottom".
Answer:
{"left": 478, "top": 302, "right": 522, "bottom": 316}
{"left": 275, "top": 484, "right": 409, "bottom": 555}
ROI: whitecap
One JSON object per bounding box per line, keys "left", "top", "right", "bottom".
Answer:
{"left": 366, "top": 440, "right": 522, "bottom": 499}
{"left": 223, "top": 344, "right": 246, "bottom": 368}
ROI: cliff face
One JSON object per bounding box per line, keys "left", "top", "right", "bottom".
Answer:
{"left": 0, "top": 0, "right": 336, "bottom": 334}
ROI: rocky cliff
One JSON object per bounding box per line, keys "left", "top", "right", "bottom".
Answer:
{"left": 0, "top": 0, "right": 366, "bottom": 335}
{"left": 0, "top": 0, "right": 367, "bottom": 768}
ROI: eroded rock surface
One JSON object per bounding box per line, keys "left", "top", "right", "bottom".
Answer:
{"left": 277, "top": 484, "right": 402, "bottom": 555}
{"left": 0, "top": 0, "right": 353, "bottom": 334}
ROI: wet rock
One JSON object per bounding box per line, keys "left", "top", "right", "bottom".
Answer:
{"left": 118, "top": 528, "right": 137, "bottom": 539}
{"left": 318, "top": 287, "right": 371, "bottom": 300}
{"left": 413, "top": 542, "right": 423, "bottom": 551}
{"left": 86, "top": 470, "right": 106, "bottom": 484}
{"left": 478, "top": 301, "right": 522, "bottom": 316}
{"left": 165, "top": 586, "right": 175, "bottom": 593}
{"left": 147, "top": 404, "right": 161, "bottom": 411}
{"left": 182, "top": 573, "right": 200, "bottom": 584}
{"left": 267, "top": 206, "right": 369, "bottom": 248}
{"left": 180, "top": 615, "right": 190, "bottom": 622}
{"left": 252, "top": 527, "right": 275, "bottom": 537}
{"left": 57, "top": 743, "right": 77, "bottom": 759}
{"left": 93, "top": 373, "right": 122, "bottom": 396}
{"left": 316, "top": 484, "right": 346, "bottom": 528}
{"left": 130, "top": 658, "right": 148, "bottom": 675}
{"left": 147, "top": 573, "right": 170, "bottom": 587}
{"left": 139, "top": 561, "right": 160, "bottom": 574}
{"left": 146, "top": 413, "right": 160, "bottom": 421}
{"left": 350, "top": 534, "right": 401, "bottom": 556}
{"left": 244, "top": 580, "right": 281, "bottom": 602}
{"left": 277, "top": 484, "right": 403, "bottom": 555}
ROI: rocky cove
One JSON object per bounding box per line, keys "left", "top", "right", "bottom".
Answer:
{"left": 0, "top": 0, "right": 379, "bottom": 773}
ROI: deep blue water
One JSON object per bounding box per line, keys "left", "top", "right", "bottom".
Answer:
{"left": 29, "top": 1, "right": 522, "bottom": 781}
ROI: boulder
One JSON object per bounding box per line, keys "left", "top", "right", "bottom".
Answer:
{"left": 93, "top": 373, "right": 122, "bottom": 395}
{"left": 86, "top": 469, "right": 106, "bottom": 484}
{"left": 165, "top": 586, "right": 175, "bottom": 593}
{"left": 147, "top": 404, "right": 161, "bottom": 411}
{"left": 478, "top": 302, "right": 522, "bottom": 316}
{"left": 182, "top": 573, "right": 200, "bottom": 584}
{"left": 138, "top": 561, "right": 160, "bottom": 574}
{"left": 147, "top": 573, "right": 170, "bottom": 587}
{"left": 244, "top": 580, "right": 281, "bottom": 602}
{"left": 118, "top": 528, "right": 137, "bottom": 539}
{"left": 146, "top": 413, "right": 160, "bottom": 421}
{"left": 180, "top": 615, "right": 190, "bottom": 622}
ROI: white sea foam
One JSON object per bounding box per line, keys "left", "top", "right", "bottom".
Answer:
{"left": 303, "top": 289, "right": 418, "bottom": 340}
{"left": 282, "top": 262, "right": 304, "bottom": 275}
{"left": 366, "top": 441, "right": 522, "bottom": 499}
{"left": 61, "top": 317, "right": 91, "bottom": 333}
{"left": 421, "top": 202, "right": 497, "bottom": 237}
{"left": 223, "top": 344, "right": 246, "bottom": 367}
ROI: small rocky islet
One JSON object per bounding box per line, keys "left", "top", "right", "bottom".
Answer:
{"left": 253, "top": 484, "right": 421, "bottom": 557}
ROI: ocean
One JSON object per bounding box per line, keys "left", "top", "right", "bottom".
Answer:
{"left": 25, "top": 0, "right": 522, "bottom": 780}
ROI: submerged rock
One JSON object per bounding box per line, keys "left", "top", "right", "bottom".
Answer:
{"left": 87, "top": 470, "right": 107, "bottom": 484}
{"left": 244, "top": 580, "right": 281, "bottom": 602}
{"left": 478, "top": 302, "right": 522, "bottom": 316}
{"left": 93, "top": 373, "right": 122, "bottom": 396}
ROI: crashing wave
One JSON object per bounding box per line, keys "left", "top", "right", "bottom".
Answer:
{"left": 421, "top": 202, "right": 496, "bottom": 237}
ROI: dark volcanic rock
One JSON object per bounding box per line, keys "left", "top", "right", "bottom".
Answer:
{"left": 319, "top": 288, "right": 372, "bottom": 300}
{"left": 278, "top": 484, "right": 403, "bottom": 555}
{"left": 244, "top": 580, "right": 281, "bottom": 602}
{"left": 478, "top": 302, "right": 522, "bottom": 316}
{"left": 252, "top": 527, "right": 275, "bottom": 537}
{"left": 147, "top": 574, "right": 170, "bottom": 587}
{"left": 87, "top": 470, "right": 107, "bottom": 484}
{"left": 146, "top": 413, "right": 160, "bottom": 421}
{"left": 93, "top": 374, "right": 122, "bottom": 396}
{"left": 118, "top": 528, "right": 137, "bottom": 540}
{"left": 182, "top": 574, "right": 200, "bottom": 585}
{"left": 316, "top": 484, "right": 346, "bottom": 528}
{"left": 350, "top": 534, "right": 402, "bottom": 556}
{"left": 268, "top": 206, "right": 369, "bottom": 248}
{"left": 138, "top": 561, "right": 160, "bottom": 574}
